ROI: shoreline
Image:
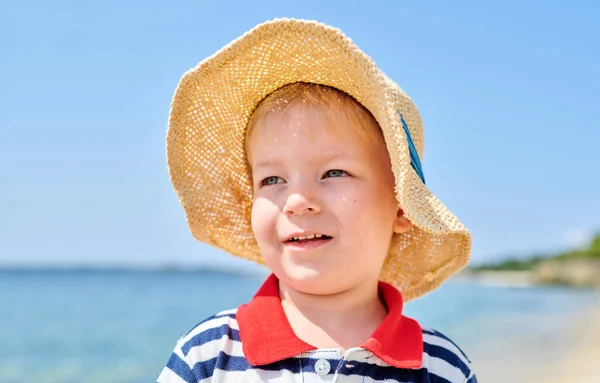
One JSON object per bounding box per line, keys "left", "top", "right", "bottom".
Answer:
{"left": 454, "top": 270, "right": 535, "bottom": 287}
{"left": 457, "top": 267, "right": 600, "bottom": 289}
{"left": 463, "top": 258, "right": 600, "bottom": 288}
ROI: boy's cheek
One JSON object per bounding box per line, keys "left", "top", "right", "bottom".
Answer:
{"left": 251, "top": 198, "right": 279, "bottom": 240}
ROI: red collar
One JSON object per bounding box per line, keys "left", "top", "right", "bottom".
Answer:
{"left": 237, "top": 274, "right": 423, "bottom": 368}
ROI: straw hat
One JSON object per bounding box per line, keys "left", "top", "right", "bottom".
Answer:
{"left": 166, "top": 18, "right": 471, "bottom": 300}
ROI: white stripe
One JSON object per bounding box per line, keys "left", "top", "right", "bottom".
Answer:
{"left": 156, "top": 366, "right": 189, "bottom": 383}
{"left": 215, "top": 308, "right": 238, "bottom": 317}
{"left": 211, "top": 367, "right": 304, "bottom": 382}
{"left": 352, "top": 376, "right": 415, "bottom": 383}
{"left": 186, "top": 337, "right": 245, "bottom": 363}
{"left": 423, "top": 333, "right": 471, "bottom": 368}
{"left": 422, "top": 352, "right": 468, "bottom": 382}
{"left": 344, "top": 349, "right": 393, "bottom": 368}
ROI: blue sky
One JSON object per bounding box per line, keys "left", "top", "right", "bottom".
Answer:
{"left": 1, "top": 0, "right": 599, "bottom": 269}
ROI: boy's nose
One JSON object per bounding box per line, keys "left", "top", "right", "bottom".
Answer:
{"left": 283, "top": 193, "right": 322, "bottom": 216}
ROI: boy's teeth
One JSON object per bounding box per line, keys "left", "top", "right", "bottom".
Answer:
{"left": 291, "top": 234, "right": 324, "bottom": 241}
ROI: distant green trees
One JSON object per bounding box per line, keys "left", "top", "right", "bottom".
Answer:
{"left": 590, "top": 234, "right": 600, "bottom": 256}
{"left": 472, "top": 233, "right": 600, "bottom": 271}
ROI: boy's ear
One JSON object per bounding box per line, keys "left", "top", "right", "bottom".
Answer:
{"left": 393, "top": 208, "right": 412, "bottom": 234}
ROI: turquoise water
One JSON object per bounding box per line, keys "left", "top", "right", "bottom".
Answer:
{"left": 0, "top": 270, "right": 597, "bottom": 383}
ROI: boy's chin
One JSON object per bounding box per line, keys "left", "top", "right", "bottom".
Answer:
{"left": 275, "top": 268, "right": 349, "bottom": 295}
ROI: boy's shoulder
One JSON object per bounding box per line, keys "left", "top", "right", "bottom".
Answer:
{"left": 157, "top": 308, "right": 242, "bottom": 383}
{"left": 178, "top": 307, "right": 240, "bottom": 352}
{"left": 419, "top": 325, "right": 477, "bottom": 383}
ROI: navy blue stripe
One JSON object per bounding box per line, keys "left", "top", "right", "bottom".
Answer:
{"left": 422, "top": 328, "right": 471, "bottom": 363}
{"left": 261, "top": 356, "right": 303, "bottom": 373}
{"left": 216, "top": 352, "right": 253, "bottom": 371}
{"left": 338, "top": 362, "right": 432, "bottom": 382}
{"left": 182, "top": 324, "right": 240, "bottom": 356}
{"left": 165, "top": 352, "right": 196, "bottom": 383}
{"left": 467, "top": 375, "right": 478, "bottom": 383}
{"left": 190, "top": 356, "right": 217, "bottom": 381}
{"left": 189, "top": 352, "right": 252, "bottom": 380}
{"left": 424, "top": 343, "right": 470, "bottom": 378}
{"left": 188, "top": 351, "right": 305, "bottom": 378}
{"left": 183, "top": 313, "right": 236, "bottom": 337}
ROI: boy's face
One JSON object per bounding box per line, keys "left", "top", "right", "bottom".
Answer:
{"left": 248, "top": 103, "right": 411, "bottom": 295}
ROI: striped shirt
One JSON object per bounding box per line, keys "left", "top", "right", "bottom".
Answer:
{"left": 157, "top": 275, "right": 477, "bottom": 383}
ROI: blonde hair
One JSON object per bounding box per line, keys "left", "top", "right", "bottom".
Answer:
{"left": 245, "top": 82, "right": 385, "bottom": 165}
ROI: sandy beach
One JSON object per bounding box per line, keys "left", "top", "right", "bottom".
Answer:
{"left": 541, "top": 302, "right": 600, "bottom": 383}
{"left": 466, "top": 289, "right": 600, "bottom": 383}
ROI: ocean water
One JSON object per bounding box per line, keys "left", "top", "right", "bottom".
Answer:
{"left": 0, "top": 270, "right": 597, "bottom": 383}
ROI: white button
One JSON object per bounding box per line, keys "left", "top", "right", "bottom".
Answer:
{"left": 314, "top": 359, "right": 331, "bottom": 375}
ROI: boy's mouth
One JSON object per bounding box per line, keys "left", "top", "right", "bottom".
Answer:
{"left": 284, "top": 233, "right": 333, "bottom": 244}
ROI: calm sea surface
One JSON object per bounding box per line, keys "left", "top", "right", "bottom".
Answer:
{"left": 0, "top": 270, "right": 597, "bottom": 383}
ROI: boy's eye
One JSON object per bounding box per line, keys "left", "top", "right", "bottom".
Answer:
{"left": 323, "top": 169, "right": 349, "bottom": 178}
{"left": 260, "top": 176, "right": 284, "bottom": 186}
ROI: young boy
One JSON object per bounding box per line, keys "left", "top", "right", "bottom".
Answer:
{"left": 158, "top": 18, "right": 475, "bottom": 383}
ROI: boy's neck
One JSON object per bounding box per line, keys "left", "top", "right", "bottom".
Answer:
{"left": 278, "top": 280, "right": 388, "bottom": 353}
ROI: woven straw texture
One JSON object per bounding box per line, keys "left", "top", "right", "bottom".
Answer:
{"left": 167, "top": 18, "right": 472, "bottom": 301}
